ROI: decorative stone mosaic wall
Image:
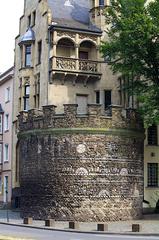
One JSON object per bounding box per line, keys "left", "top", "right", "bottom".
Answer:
{"left": 18, "top": 104, "right": 144, "bottom": 221}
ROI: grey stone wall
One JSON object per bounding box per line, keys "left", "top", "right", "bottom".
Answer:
{"left": 18, "top": 104, "right": 144, "bottom": 221}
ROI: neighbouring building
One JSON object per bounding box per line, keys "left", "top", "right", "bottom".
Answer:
{"left": 12, "top": 0, "right": 145, "bottom": 221}
{"left": 0, "top": 67, "right": 14, "bottom": 205}
{"left": 144, "top": 125, "right": 159, "bottom": 212}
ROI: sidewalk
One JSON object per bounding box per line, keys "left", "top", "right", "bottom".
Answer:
{"left": 0, "top": 210, "right": 159, "bottom": 234}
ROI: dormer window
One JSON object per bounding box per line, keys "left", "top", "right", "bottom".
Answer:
{"left": 25, "top": 45, "right": 31, "bottom": 67}
{"left": 99, "top": 0, "right": 104, "bottom": 6}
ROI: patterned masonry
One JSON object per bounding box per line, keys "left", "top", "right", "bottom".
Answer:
{"left": 18, "top": 104, "right": 144, "bottom": 221}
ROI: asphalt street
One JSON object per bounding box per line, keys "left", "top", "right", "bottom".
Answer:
{"left": 0, "top": 224, "right": 158, "bottom": 240}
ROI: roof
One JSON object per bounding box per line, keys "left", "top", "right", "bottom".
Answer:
{"left": 0, "top": 104, "right": 4, "bottom": 113}
{"left": 48, "top": 0, "right": 102, "bottom": 33}
{"left": 19, "top": 27, "right": 35, "bottom": 45}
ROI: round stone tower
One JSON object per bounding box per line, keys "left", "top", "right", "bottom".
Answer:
{"left": 18, "top": 104, "right": 144, "bottom": 221}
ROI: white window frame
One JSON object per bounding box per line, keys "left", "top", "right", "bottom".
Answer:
{"left": 5, "top": 87, "right": 10, "bottom": 103}
{"left": 4, "top": 114, "right": 9, "bottom": 131}
{"left": 0, "top": 115, "right": 2, "bottom": 134}
{"left": 4, "top": 144, "right": 9, "bottom": 162}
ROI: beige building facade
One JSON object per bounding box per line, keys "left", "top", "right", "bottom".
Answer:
{"left": 0, "top": 67, "right": 14, "bottom": 204}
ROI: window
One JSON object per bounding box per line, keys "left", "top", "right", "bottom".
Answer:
{"left": 96, "top": 91, "right": 100, "bottom": 104}
{"left": 148, "top": 163, "right": 158, "bottom": 187}
{"left": 4, "top": 144, "right": 9, "bottom": 162}
{"left": 25, "top": 45, "right": 31, "bottom": 67}
{"left": 5, "top": 87, "right": 10, "bottom": 103}
{"left": 148, "top": 125, "right": 158, "bottom": 145}
{"left": 4, "top": 176, "right": 8, "bottom": 202}
{"left": 0, "top": 115, "right": 2, "bottom": 133}
{"left": 4, "top": 114, "right": 9, "bottom": 131}
{"left": 32, "top": 11, "right": 36, "bottom": 25}
{"left": 28, "top": 15, "right": 31, "bottom": 27}
{"left": 0, "top": 177, "right": 2, "bottom": 194}
{"left": 99, "top": 0, "right": 104, "bottom": 6}
{"left": 79, "top": 51, "right": 89, "bottom": 60}
{"left": 37, "top": 41, "right": 42, "bottom": 64}
{"left": 24, "top": 85, "right": 30, "bottom": 111}
{"left": 104, "top": 90, "right": 111, "bottom": 110}
{"left": 0, "top": 144, "right": 2, "bottom": 163}
{"left": 76, "top": 95, "right": 88, "bottom": 115}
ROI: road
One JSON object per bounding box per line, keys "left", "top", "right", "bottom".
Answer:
{"left": 0, "top": 224, "right": 158, "bottom": 240}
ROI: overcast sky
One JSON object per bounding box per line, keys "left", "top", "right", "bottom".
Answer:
{"left": 0, "top": 1, "right": 24, "bottom": 73}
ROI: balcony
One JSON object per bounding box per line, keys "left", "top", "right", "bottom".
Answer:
{"left": 49, "top": 38, "right": 101, "bottom": 84}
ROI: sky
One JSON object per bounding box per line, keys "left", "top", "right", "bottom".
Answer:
{"left": 0, "top": 1, "right": 24, "bottom": 73}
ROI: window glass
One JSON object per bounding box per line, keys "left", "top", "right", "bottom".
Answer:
{"left": 38, "top": 41, "right": 42, "bottom": 64}
{"left": 148, "top": 125, "right": 158, "bottom": 145}
{"left": 5, "top": 87, "right": 10, "bottom": 103}
{"left": 25, "top": 45, "right": 31, "bottom": 67}
{"left": 96, "top": 91, "right": 100, "bottom": 104}
{"left": 4, "top": 144, "right": 9, "bottom": 162}
{"left": 28, "top": 15, "right": 31, "bottom": 27}
{"left": 148, "top": 163, "right": 158, "bottom": 187}
{"left": 99, "top": 0, "right": 104, "bottom": 6}
{"left": 33, "top": 11, "right": 36, "bottom": 25}
{"left": 104, "top": 90, "right": 111, "bottom": 110}
{"left": 4, "top": 114, "right": 9, "bottom": 131}
{"left": 24, "top": 85, "right": 30, "bottom": 111}
{"left": 0, "top": 115, "right": 2, "bottom": 133}
{"left": 0, "top": 144, "right": 2, "bottom": 163}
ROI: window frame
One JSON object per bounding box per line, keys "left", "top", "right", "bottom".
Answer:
{"left": 4, "top": 114, "right": 9, "bottom": 131}
{"left": 99, "top": 0, "right": 104, "bottom": 6}
{"left": 147, "top": 125, "right": 158, "bottom": 146}
{"left": 0, "top": 114, "right": 3, "bottom": 134}
{"left": 25, "top": 45, "right": 32, "bottom": 67}
{"left": 4, "top": 144, "right": 9, "bottom": 162}
{"left": 147, "top": 163, "right": 158, "bottom": 187}
{"left": 104, "top": 90, "right": 112, "bottom": 110}
{"left": 0, "top": 143, "right": 2, "bottom": 164}
{"left": 24, "top": 84, "right": 30, "bottom": 111}
{"left": 95, "top": 91, "right": 100, "bottom": 104}
{"left": 37, "top": 40, "right": 42, "bottom": 64}
{"left": 5, "top": 87, "right": 10, "bottom": 103}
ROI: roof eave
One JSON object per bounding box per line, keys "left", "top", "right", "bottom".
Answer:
{"left": 49, "top": 25, "right": 102, "bottom": 35}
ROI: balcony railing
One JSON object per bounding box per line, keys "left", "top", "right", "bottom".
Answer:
{"left": 50, "top": 56, "right": 100, "bottom": 74}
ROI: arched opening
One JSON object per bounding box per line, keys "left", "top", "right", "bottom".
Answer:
{"left": 79, "top": 40, "right": 97, "bottom": 60}
{"left": 57, "top": 38, "right": 76, "bottom": 58}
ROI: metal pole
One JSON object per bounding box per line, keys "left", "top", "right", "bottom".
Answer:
{"left": 6, "top": 190, "right": 9, "bottom": 222}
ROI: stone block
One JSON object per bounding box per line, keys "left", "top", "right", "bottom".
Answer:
{"left": 23, "top": 217, "right": 33, "bottom": 225}
{"left": 45, "top": 219, "right": 55, "bottom": 227}
{"left": 132, "top": 224, "right": 141, "bottom": 232}
{"left": 69, "top": 221, "right": 79, "bottom": 229}
{"left": 97, "top": 223, "right": 108, "bottom": 231}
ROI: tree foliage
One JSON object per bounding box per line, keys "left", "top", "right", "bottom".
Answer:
{"left": 100, "top": 0, "right": 159, "bottom": 126}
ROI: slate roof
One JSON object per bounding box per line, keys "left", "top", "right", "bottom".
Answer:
{"left": 19, "top": 27, "right": 35, "bottom": 45}
{"left": 48, "top": 0, "right": 102, "bottom": 33}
